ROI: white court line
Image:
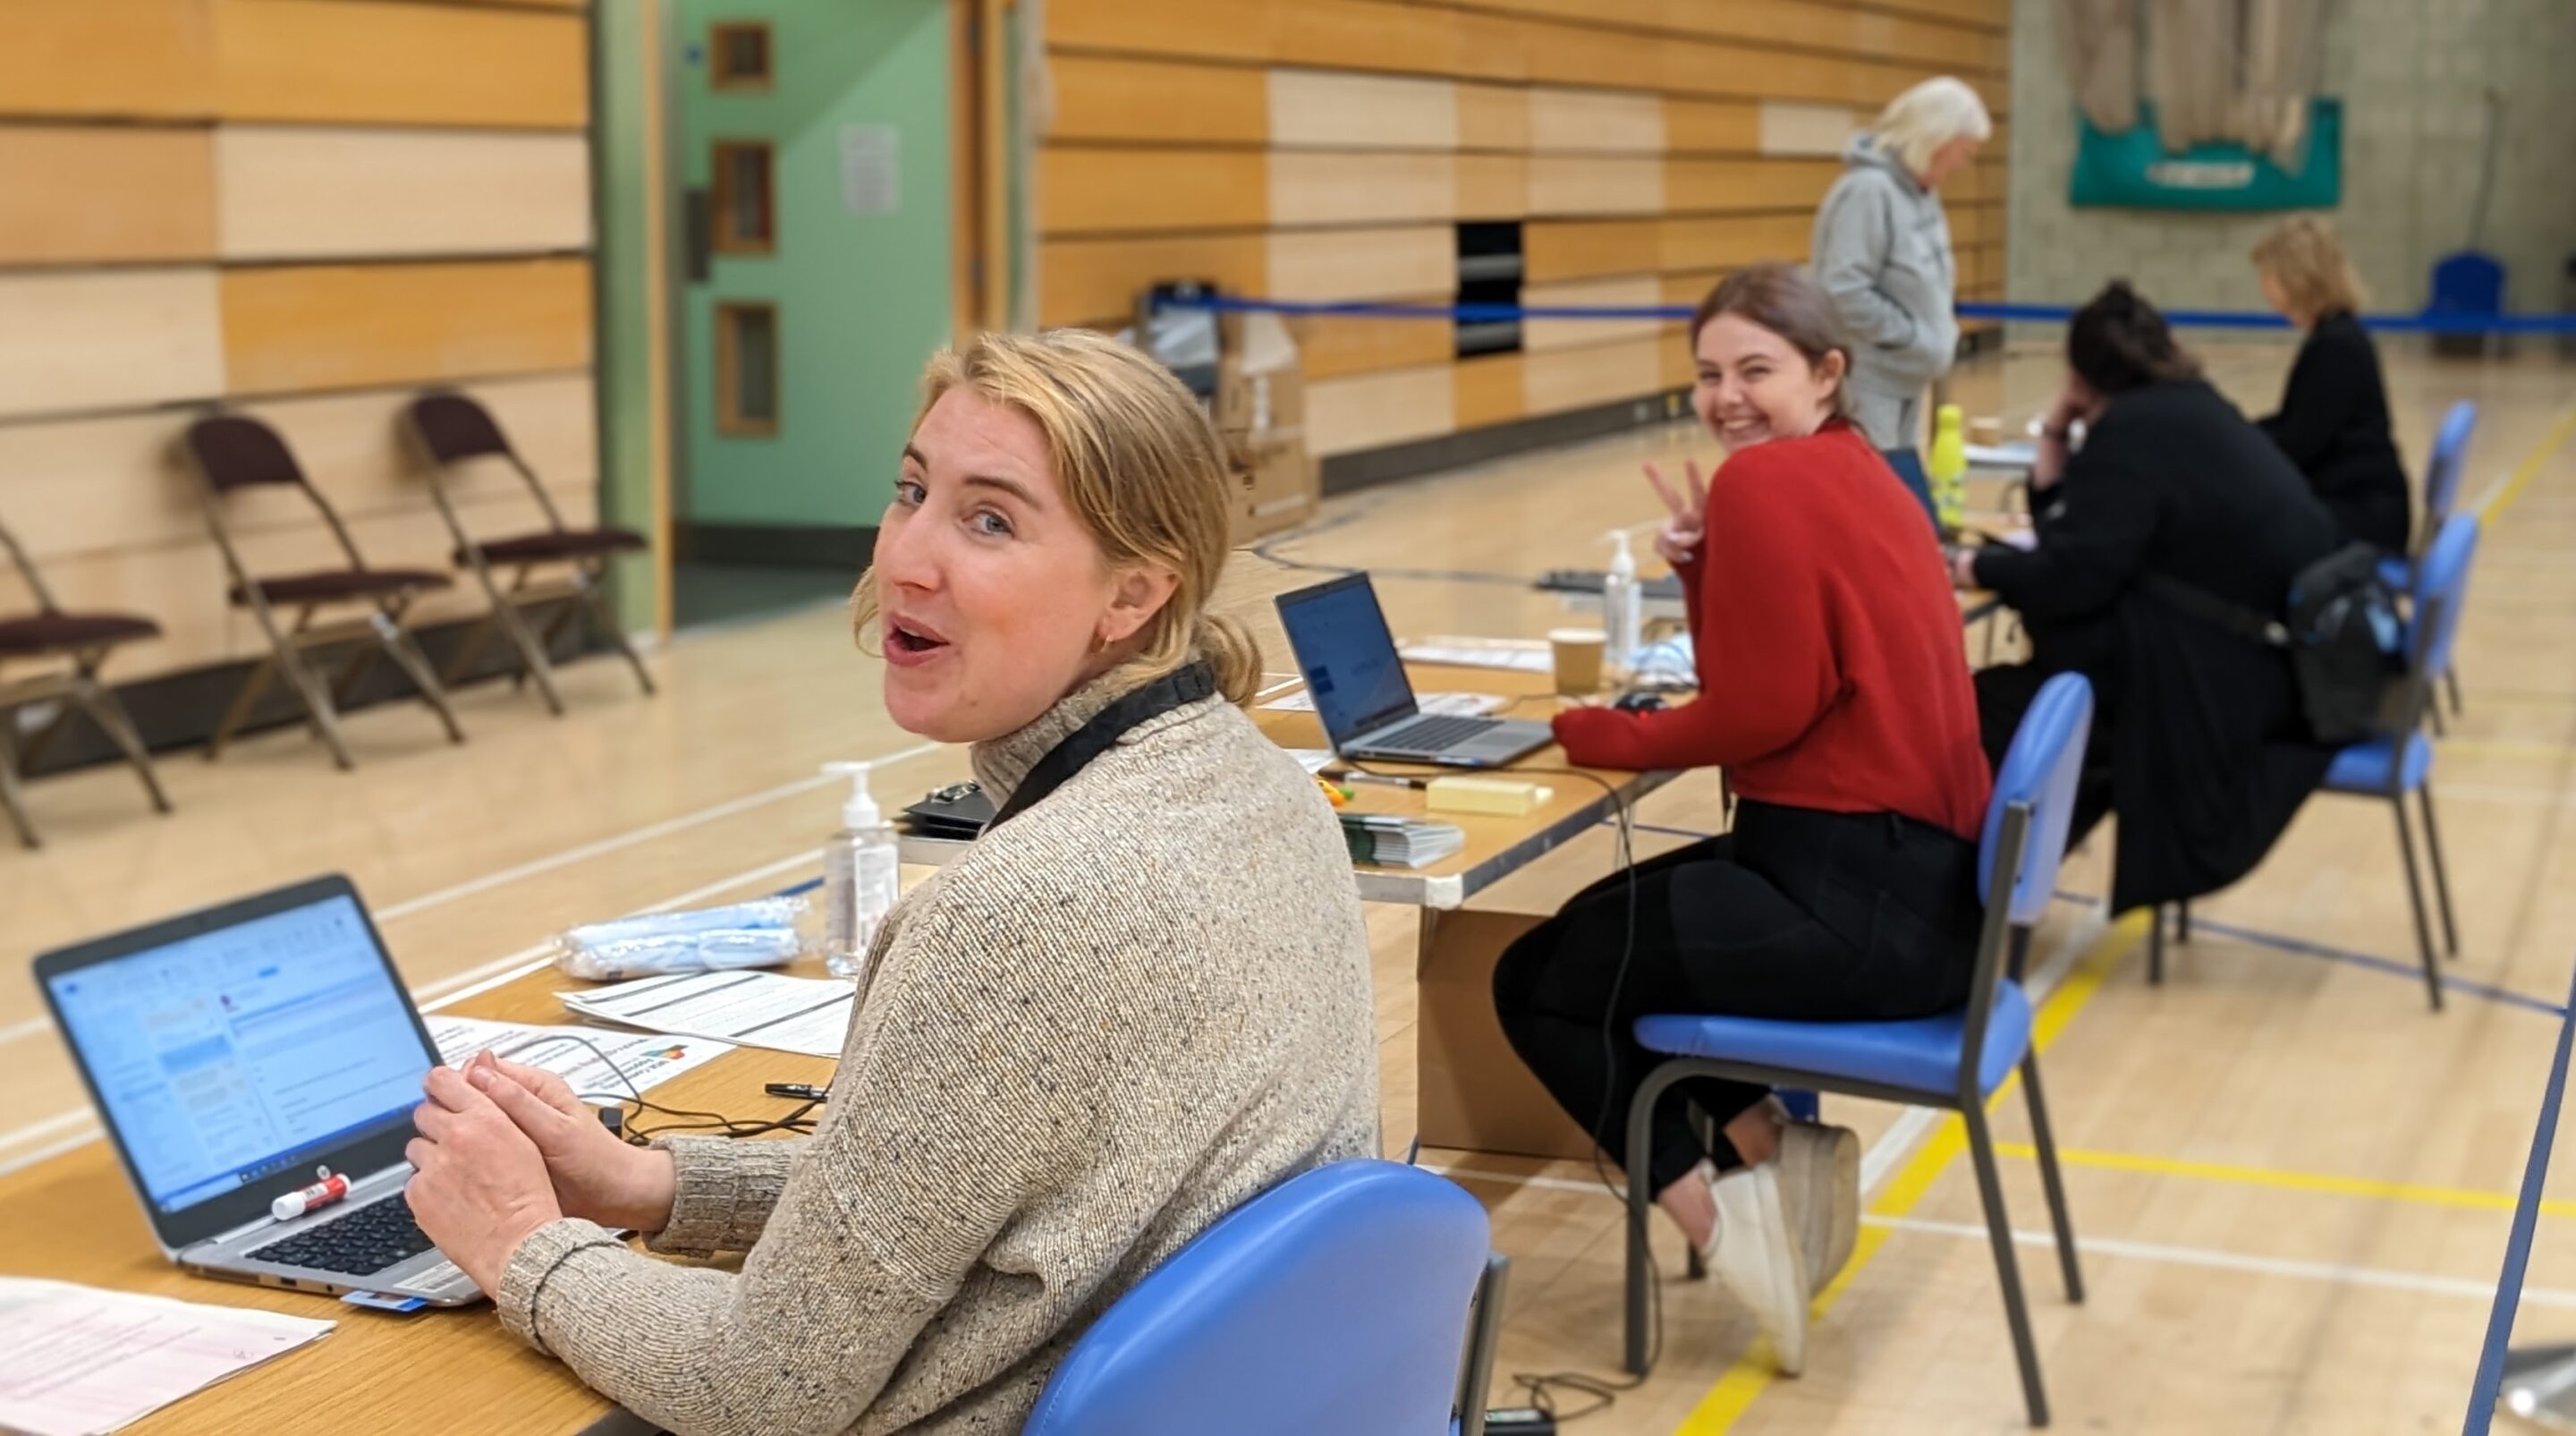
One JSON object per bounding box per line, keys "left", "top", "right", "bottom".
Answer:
{"left": 1866, "top": 1214, "right": 2565, "bottom": 1310}
{"left": 0, "top": 847, "right": 830, "bottom": 1177}
{"left": 0, "top": 741, "right": 946, "bottom": 1055}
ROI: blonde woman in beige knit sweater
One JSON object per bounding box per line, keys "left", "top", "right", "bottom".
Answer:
{"left": 402, "top": 328, "right": 1383, "bottom": 1435}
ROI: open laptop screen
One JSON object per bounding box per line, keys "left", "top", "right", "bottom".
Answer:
{"left": 1275, "top": 574, "right": 1418, "bottom": 745}
{"left": 44, "top": 891, "right": 434, "bottom": 1219}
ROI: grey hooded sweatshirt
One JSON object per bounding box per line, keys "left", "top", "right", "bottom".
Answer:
{"left": 1810, "top": 133, "right": 1959, "bottom": 404}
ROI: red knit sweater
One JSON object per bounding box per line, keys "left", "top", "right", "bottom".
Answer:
{"left": 1554, "top": 422, "right": 1993, "bottom": 840}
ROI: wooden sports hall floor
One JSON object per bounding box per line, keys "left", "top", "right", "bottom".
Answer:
{"left": 4, "top": 336, "right": 2572, "bottom": 1432}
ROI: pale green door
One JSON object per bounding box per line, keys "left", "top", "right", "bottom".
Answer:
{"left": 671, "top": 0, "right": 953, "bottom": 620}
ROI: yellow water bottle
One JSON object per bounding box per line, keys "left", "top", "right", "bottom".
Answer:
{"left": 1927, "top": 402, "right": 1968, "bottom": 537}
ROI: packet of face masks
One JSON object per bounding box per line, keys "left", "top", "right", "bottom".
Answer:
{"left": 548, "top": 896, "right": 811, "bottom": 981}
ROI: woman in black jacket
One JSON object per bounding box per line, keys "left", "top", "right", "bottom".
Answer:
{"left": 2251, "top": 216, "right": 2411, "bottom": 554}
{"left": 1954, "top": 282, "right": 2341, "bottom": 914}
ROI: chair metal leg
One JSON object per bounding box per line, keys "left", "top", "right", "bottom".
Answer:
{"left": 1682, "top": 1104, "right": 1713, "bottom": 1281}
{"left": 1455, "top": 1253, "right": 1508, "bottom": 1436}
{"left": 580, "top": 574, "right": 657, "bottom": 698}
{"left": 278, "top": 648, "right": 357, "bottom": 770}
{"left": 0, "top": 726, "right": 39, "bottom": 849}
{"left": 491, "top": 591, "right": 568, "bottom": 716}
{"left": 2417, "top": 786, "right": 2459, "bottom": 958}
{"left": 14, "top": 697, "right": 78, "bottom": 772}
{"left": 2390, "top": 797, "right": 2443, "bottom": 1011}
{"left": 1624, "top": 1062, "right": 1690, "bottom": 1376}
{"left": 2019, "top": 1057, "right": 2084, "bottom": 1304}
{"left": 374, "top": 615, "right": 465, "bottom": 745}
{"left": 2174, "top": 899, "right": 2190, "bottom": 946}
{"left": 2147, "top": 909, "right": 2165, "bottom": 986}
{"left": 1962, "top": 1102, "right": 2051, "bottom": 1427}
{"left": 442, "top": 612, "right": 502, "bottom": 688}
{"left": 73, "top": 678, "right": 170, "bottom": 815}
{"left": 329, "top": 641, "right": 382, "bottom": 709}
{"left": 207, "top": 654, "right": 276, "bottom": 760}
{"left": 2445, "top": 664, "right": 2464, "bottom": 718}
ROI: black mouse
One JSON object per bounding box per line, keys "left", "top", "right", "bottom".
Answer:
{"left": 1613, "top": 692, "right": 1665, "bottom": 713}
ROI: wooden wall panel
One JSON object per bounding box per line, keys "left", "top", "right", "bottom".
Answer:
{"left": 1267, "top": 226, "right": 1451, "bottom": 302}
{"left": 1047, "top": 0, "right": 1276, "bottom": 63}
{"left": 1306, "top": 363, "right": 1455, "bottom": 457}
{"left": 1525, "top": 89, "right": 1665, "bottom": 154}
{"left": 1659, "top": 212, "right": 1814, "bottom": 271}
{"left": 1526, "top": 157, "right": 1663, "bottom": 218}
{"left": 1271, "top": 152, "right": 1456, "bottom": 228}
{"left": 0, "top": 0, "right": 216, "bottom": 120}
{"left": 1523, "top": 337, "right": 1662, "bottom": 417}
{"left": 1294, "top": 303, "right": 1456, "bottom": 381}
{"left": 1665, "top": 98, "right": 1762, "bottom": 155}
{"left": 1758, "top": 101, "right": 1863, "bottom": 157}
{"left": 0, "top": 270, "right": 225, "bottom": 421}
{"left": 1047, "top": 55, "right": 1268, "bottom": 143}
{"left": 1040, "top": 148, "right": 1267, "bottom": 235}
{"left": 1268, "top": 72, "right": 1456, "bottom": 150}
{"left": 1455, "top": 84, "right": 1530, "bottom": 151}
{"left": 1453, "top": 11, "right": 1529, "bottom": 82}
{"left": 1274, "top": 0, "right": 1461, "bottom": 75}
{"left": 1523, "top": 220, "right": 1659, "bottom": 283}
{"left": 0, "top": 128, "right": 216, "bottom": 267}
{"left": 214, "top": 0, "right": 588, "bottom": 129}
{"left": 0, "top": 412, "right": 203, "bottom": 560}
{"left": 1455, "top": 155, "right": 1529, "bottom": 219}
{"left": 1664, "top": 157, "right": 1842, "bottom": 214}
{"left": 31, "top": 546, "right": 233, "bottom": 676}
{"left": 1520, "top": 276, "right": 1661, "bottom": 353}
{"left": 216, "top": 129, "right": 590, "bottom": 260}
{"left": 1453, "top": 353, "right": 1524, "bottom": 430}
{"left": 1039, "top": 234, "right": 1267, "bottom": 327}
{"left": 219, "top": 258, "right": 591, "bottom": 395}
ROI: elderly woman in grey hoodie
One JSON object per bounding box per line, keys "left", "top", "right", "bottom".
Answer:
{"left": 1809, "top": 77, "right": 1991, "bottom": 453}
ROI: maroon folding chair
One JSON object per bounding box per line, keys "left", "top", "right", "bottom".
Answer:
{"left": 182, "top": 414, "right": 465, "bottom": 770}
{"left": 404, "top": 392, "right": 655, "bottom": 715}
{"left": 0, "top": 517, "right": 172, "bottom": 846}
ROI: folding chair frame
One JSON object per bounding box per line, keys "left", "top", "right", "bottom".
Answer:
{"left": 1621, "top": 803, "right": 2084, "bottom": 1428}
{"left": 188, "top": 446, "right": 463, "bottom": 771}
{"left": 404, "top": 406, "right": 656, "bottom": 718}
{"left": 0, "top": 522, "right": 171, "bottom": 848}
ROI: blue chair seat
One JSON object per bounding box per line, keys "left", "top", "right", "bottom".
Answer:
{"left": 2377, "top": 553, "right": 2411, "bottom": 592}
{"left": 2325, "top": 732, "right": 2433, "bottom": 795}
{"left": 1633, "top": 981, "right": 2032, "bottom": 1101}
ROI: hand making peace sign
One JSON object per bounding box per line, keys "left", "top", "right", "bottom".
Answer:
{"left": 1641, "top": 459, "right": 1709, "bottom": 567}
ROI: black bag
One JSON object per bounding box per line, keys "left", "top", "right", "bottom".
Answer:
{"left": 2146, "top": 542, "right": 2411, "bottom": 746}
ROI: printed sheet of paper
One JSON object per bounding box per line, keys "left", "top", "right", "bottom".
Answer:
{"left": 427, "top": 1015, "right": 735, "bottom": 1103}
{"left": 0, "top": 1277, "right": 333, "bottom": 1436}
{"left": 1395, "top": 638, "right": 1555, "bottom": 676}
{"left": 559, "top": 971, "right": 853, "bottom": 1058}
{"left": 1261, "top": 690, "right": 1505, "bottom": 717}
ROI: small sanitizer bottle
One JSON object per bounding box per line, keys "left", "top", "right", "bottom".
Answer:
{"left": 820, "top": 761, "right": 901, "bottom": 981}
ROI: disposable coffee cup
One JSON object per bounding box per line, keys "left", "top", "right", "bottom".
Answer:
{"left": 1548, "top": 627, "right": 1607, "bottom": 697}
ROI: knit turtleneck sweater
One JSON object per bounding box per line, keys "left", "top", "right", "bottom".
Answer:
{"left": 493, "top": 667, "right": 1381, "bottom": 1434}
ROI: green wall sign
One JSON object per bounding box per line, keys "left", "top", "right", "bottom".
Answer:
{"left": 2070, "top": 99, "right": 2342, "bottom": 211}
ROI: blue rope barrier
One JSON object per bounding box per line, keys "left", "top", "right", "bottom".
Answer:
{"left": 2463, "top": 952, "right": 2576, "bottom": 1435}
{"left": 1153, "top": 292, "right": 2576, "bottom": 336}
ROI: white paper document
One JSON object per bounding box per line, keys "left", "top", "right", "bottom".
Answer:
{"left": 428, "top": 1015, "right": 736, "bottom": 1102}
{"left": 0, "top": 1278, "right": 333, "bottom": 1436}
{"left": 1395, "top": 638, "right": 1555, "bottom": 676}
{"left": 559, "top": 971, "right": 853, "bottom": 1058}
{"left": 1262, "top": 690, "right": 1505, "bottom": 718}
{"left": 1284, "top": 748, "right": 1338, "bottom": 775}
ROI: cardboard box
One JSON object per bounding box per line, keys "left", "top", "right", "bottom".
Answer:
{"left": 1219, "top": 309, "right": 1318, "bottom": 544}
{"left": 1236, "top": 431, "right": 1318, "bottom": 544}
{"left": 1416, "top": 907, "right": 1601, "bottom": 1161}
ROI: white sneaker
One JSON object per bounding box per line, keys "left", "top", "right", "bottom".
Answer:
{"left": 1703, "top": 1159, "right": 1812, "bottom": 1375}
{"left": 1775, "top": 1122, "right": 1860, "bottom": 1296}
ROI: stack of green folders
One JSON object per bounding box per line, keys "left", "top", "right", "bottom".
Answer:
{"left": 1340, "top": 812, "right": 1467, "bottom": 869}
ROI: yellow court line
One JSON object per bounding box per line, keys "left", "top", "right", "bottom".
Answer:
{"left": 2475, "top": 402, "right": 2576, "bottom": 524}
{"left": 1989, "top": 1142, "right": 2576, "bottom": 1220}
{"left": 1674, "top": 910, "right": 2150, "bottom": 1435}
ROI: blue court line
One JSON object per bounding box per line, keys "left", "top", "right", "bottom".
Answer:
{"left": 2463, "top": 954, "right": 2576, "bottom": 1435}
{"left": 2051, "top": 890, "right": 2568, "bottom": 1017}
{"left": 1156, "top": 292, "right": 2576, "bottom": 336}
{"left": 775, "top": 876, "right": 823, "bottom": 898}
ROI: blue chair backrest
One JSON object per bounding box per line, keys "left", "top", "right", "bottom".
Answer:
{"left": 1021, "top": 1160, "right": 1491, "bottom": 1436}
{"left": 2421, "top": 401, "right": 2477, "bottom": 540}
{"left": 2412, "top": 513, "right": 2480, "bottom": 686}
{"left": 1877, "top": 447, "right": 1939, "bottom": 535}
{"left": 1977, "top": 673, "right": 2094, "bottom": 928}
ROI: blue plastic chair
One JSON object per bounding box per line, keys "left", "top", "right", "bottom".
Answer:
{"left": 1022, "top": 1160, "right": 1493, "bottom": 1436}
{"left": 2377, "top": 402, "right": 2476, "bottom": 719}
{"left": 1619, "top": 673, "right": 2095, "bottom": 1428}
{"left": 2322, "top": 513, "right": 2479, "bottom": 1012}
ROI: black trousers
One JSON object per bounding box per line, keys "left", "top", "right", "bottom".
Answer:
{"left": 1491, "top": 800, "right": 1983, "bottom": 1194}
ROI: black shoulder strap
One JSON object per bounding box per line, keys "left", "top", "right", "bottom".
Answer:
{"left": 2141, "top": 573, "right": 2290, "bottom": 648}
{"left": 988, "top": 661, "right": 1218, "bottom": 829}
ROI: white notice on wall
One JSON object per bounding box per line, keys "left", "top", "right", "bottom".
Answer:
{"left": 840, "top": 124, "right": 900, "bottom": 216}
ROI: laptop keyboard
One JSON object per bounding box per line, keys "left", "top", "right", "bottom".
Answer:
{"left": 1371, "top": 714, "right": 1501, "bottom": 752}
{"left": 245, "top": 1196, "right": 433, "bottom": 1276}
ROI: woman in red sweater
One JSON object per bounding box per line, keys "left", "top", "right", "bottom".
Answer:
{"left": 1492, "top": 264, "right": 1992, "bottom": 1374}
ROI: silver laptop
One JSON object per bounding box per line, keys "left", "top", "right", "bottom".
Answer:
{"left": 35, "top": 875, "right": 482, "bottom": 1307}
{"left": 1274, "top": 574, "right": 1552, "bottom": 769}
